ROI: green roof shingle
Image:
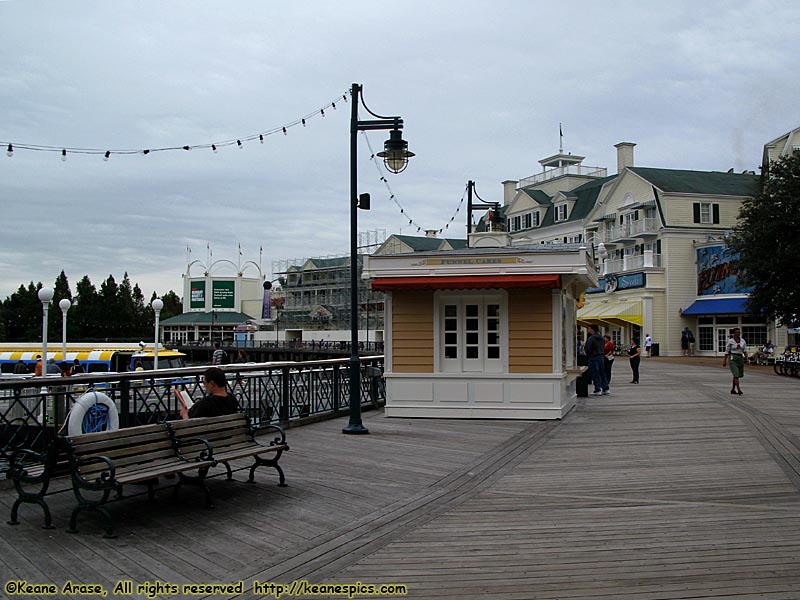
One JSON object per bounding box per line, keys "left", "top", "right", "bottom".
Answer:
{"left": 630, "top": 167, "right": 761, "bottom": 196}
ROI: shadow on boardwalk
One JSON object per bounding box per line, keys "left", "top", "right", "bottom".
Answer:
{"left": 2, "top": 360, "right": 800, "bottom": 599}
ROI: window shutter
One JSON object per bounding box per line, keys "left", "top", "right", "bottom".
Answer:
{"left": 712, "top": 204, "right": 720, "bottom": 224}
{"left": 693, "top": 203, "right": 701, "bottom": 223}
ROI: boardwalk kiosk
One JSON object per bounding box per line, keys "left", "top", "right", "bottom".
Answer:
{"left": 363, "top": 234, "right": 598, "bottom": 420}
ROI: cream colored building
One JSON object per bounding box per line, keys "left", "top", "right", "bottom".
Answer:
{"left": 488, "top": 132, "right": 795, "bottom": 356}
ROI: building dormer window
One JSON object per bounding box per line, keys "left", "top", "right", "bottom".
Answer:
{"left": 693, "top": 202, "right": 720, "bottom": 224}
{"left": 555, "top": 204, "right": 568, "bottom": 222}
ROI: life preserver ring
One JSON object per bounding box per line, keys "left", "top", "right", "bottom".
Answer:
{"left": 67, "top": 390, "right": 120, "bottom": 436}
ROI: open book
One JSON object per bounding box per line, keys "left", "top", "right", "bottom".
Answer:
{"left": 175, "top": 388, "right": 194, "bottom": 410}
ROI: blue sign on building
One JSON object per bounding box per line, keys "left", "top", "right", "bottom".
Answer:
{"left": 696, "top": 245, "right": 751, "bottom": 296}
{"left": 587, "top": 272, "right": 646, "bottom": 294}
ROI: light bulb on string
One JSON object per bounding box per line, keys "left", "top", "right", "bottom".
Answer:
{"left": 302, "top": 119, "right": 306, "bottom": 127}
{"left": 282, "top": 127, "right": 287, "bottom": 136}
{"left": 142, "top": 149, "right": 150, "bottom": 155}
{"left": 259, "top": 135, "right": 264, "bottom": 144}
{"left": 183, "top": 146, "right": 191, "bottom": 151}
{"left": 237, "top": 140, "right": 243, "bottom": 149}
{"left": 212, "top": 144, "right": 218, "bottom": 154}
{"left": 6, "top": 144, "right": 13, "bottom": 157}
{"left": 103, "top": 151, "right": 110, "bottom": 161}
{"left": 61, "top": 149, "right": 67, "bottom": 161}
{"left": 332, "top": 102, "right": 336, "bottom": 110}
{"left": 321, "top": 109, "right": 325, "bottom": 118}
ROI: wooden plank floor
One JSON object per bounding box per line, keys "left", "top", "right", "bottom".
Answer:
{"left": 2, "top": 359, "right": 800, "bottom": 599}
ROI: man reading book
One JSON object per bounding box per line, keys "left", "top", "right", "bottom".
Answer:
{"left": 180, "top": 367, "right": 240, "bottom": 419}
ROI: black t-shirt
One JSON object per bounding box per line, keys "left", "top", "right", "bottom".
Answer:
{"left": 628, "top": 343, "right": 641, "bottom": 357}
{"left": 188, "top": 393, "right": 240, "bottom": 418}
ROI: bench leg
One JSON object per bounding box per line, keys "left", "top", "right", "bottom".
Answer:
{"left": 249, "top": 457, "right": 287, "bottom": 487}
{"left": 225, "top": 462, "right": 234, "bottom": 481}
{"left": 8, "top": 497, "right": 56, "bottom": 530}
{"left": 175, "top": 468, "right": 214, "bottom": 509}
{"left": 67, "top": 505, "right": 116, "bottom": 539}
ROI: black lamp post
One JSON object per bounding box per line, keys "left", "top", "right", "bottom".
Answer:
{"left": 344, "top": 82, "right": 413, "bottom": 435}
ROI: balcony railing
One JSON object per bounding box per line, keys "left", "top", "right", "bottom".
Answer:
{"left": 604, "top": 253, "right": 662, "bottom": 274}
{"left": 628, "top": 217, "right": 658, "bottom": 236}
{"left": 518, "top": 165, "right": 607, "bottom": 188}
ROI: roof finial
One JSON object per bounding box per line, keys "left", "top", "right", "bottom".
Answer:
{"left": 559, "top": 123, "right": 564, "bottom": 154}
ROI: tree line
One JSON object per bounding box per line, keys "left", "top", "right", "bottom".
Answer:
{"left": 0, "top": 271, "right": 182, "bottom": 343}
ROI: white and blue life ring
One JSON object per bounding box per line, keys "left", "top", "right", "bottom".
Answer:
{"left": 67, "top": 390, "right": 120, "bottom": 436}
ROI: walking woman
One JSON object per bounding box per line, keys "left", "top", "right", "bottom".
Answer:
{"left": 722, "top": 328, "right": 747, "bottom": 395}
{"left": 628, "top": 336, "right": 641, "bottom": 383}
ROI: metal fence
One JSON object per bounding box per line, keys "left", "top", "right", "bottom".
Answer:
{"left": 0, "top": 356, "right": 384, "bottom": 468}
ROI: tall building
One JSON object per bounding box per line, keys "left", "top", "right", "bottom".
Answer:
{"left": 482, "top": 134, "right": 791, "bottom": 356}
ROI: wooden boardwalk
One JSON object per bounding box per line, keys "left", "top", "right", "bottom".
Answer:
{"left": 2, "top": 359, "right": 800, "bottom": 599}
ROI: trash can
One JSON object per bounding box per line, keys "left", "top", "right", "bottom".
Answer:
{"left": 576, "top": 354, "right": 590, "bottom": 398}
{"left": 651, "top": 343, "right": 660, "bottom": 357}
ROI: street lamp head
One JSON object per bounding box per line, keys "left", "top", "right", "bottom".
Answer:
{"left": 377, "top": 129, "right": 414, "bottom": 174}
{"left": 597, "top": 242, "right": 608, "bottom": 260}
{"left": 38, "top": 287, "right": 54, "bottom": 304}
{"left": 59, "top": 298, "right": 72, "bottom": 312}
{"left": 151, "top": 298, "right": 164, "bottom": 312}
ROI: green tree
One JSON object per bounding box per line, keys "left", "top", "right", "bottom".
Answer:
{"left": 731, "top": 153, "right": 800, "bottom": 326}
{"left": 160, "top": 290, "right": 183, "bottom": 320}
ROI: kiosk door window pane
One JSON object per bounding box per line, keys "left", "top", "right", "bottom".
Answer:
{"left": 444, "top": 304, "right": 458, "bottom": 359}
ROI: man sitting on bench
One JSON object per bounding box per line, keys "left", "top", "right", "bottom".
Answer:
{"left": 181, "top": 367, "right": 240, "bottom": 419}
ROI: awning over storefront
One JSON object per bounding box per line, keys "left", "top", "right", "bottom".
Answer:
{"left": 578, "top": 300, "right": 643, "bottom": 326}
{"left": 371, "top": 274, "right": 561, "bottom": 291}
{"left": 681, "top": 297, "right": 748, "bottom": 315}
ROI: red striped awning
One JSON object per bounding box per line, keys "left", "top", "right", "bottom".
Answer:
{"left": 371, "top": 274, "right": 561, "bottom": 291}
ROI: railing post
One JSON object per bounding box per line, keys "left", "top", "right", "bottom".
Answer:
{"left": 333, "top": 364, "right": 340, "bottom": 412}
{"left": 119, "top": 378, "right": 130, "bottom": 428}
{"left": 280, "top": 366, "right": 290, "bottom": 423}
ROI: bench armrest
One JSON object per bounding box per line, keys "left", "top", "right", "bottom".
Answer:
{"left": 71, "top": 455, "right": 117, "bottom": 488}
{"left": 175, "top": 437, "right": 214, "bottom": 462}
{"left": 7, "top": 448, "right": 50, "bottom": 483}
{"left": 251, "top": 423, "right": 289, "bottom": 450}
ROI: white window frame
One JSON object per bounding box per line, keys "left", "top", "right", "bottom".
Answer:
{"left": 523, "top": 213, "right": 532, "bottom": 229}
{"left": 532, "top": 211, "right": 540, "bottom": 227}
{"left": 699, "top": 202, "right": 712, "bottom": 224}
{"left": 555, "top": 204, "right": 567, "bottom": 222}
{"left": 435, "top": 291, "right": 507, "bottom": 374}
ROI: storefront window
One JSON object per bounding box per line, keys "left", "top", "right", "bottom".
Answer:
{"left": 742, "top": 326, "right": 767, "bottom": 348}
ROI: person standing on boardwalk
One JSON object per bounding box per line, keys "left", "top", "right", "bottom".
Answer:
{"left": 722, "top": 328, "right": 747, "bottom": 395}
{"left": 584, "top": 324, "right": 609, "bottom": 396}
{"left": 644, "top": 333, "right": 653, "bottom": 357}
{"left": 681, "top": 327, "right": 690, "bottom": 356}
{"left": 628, "top": 336, "right": 641, "bottom": 383}
{"left": 603, "top": 334, "right": 615, "bottom": 386}
{"left": 211, "top": 341, "right": 227, "bottom": 366}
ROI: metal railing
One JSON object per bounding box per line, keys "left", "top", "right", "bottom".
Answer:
{"left": 517, "top": 165, "right": 607, "bottom": 188}
{"left": 0, "top": 356, "right": 385, "bottom": 467}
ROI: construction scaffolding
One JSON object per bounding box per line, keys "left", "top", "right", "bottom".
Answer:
{"left": 270, "top": 230, "right": 386, "bottom": 332}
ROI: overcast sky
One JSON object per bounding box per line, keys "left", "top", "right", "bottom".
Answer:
{"left": 1, "top": 0, "right": 798, "bottom": 301}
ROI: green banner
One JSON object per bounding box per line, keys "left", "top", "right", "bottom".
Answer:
{"left": 190, "top": 281, "right": 206, "bottom": 309}
{"left": 212, "top": 280, "right": 235, "bottom": 309}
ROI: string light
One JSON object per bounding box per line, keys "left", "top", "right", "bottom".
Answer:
{"left": 0, "top": 90, "right": 347, "bottom": 161}
{"left": 362, "top": 131, "right": 466, "bottom": 235}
